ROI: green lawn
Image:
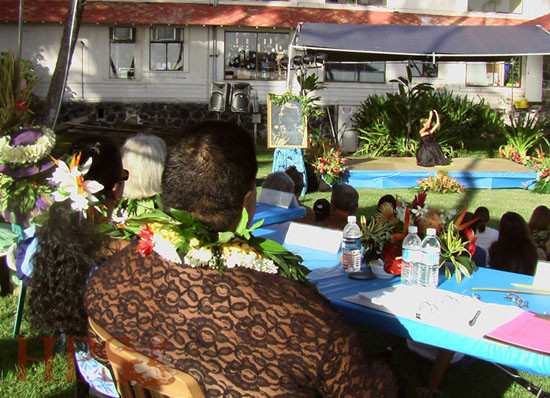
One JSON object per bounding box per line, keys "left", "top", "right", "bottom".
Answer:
{"left": 0, "top": 148, "right": 548, "bottom": 397}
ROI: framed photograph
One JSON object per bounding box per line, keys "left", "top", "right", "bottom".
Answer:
{"left": 267, "top": 95, "right": 308, "bottom": 148}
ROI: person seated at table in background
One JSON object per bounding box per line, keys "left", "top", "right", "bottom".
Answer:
{"left": 461, "top": 212, "right": 486, "bottom": 267}
{"left": 528, "top": 205, "right": 550, "bottom": 260}
{"left": 489, "top": 212, "right": 538, "bottom": 275}
{"left": 322, "top": 184, "right": 359, "bottom": 230}
{"left": 262, "top": 170, "right": 295, "bottom": 193}
{"left": 85, "top": 121, "right": 400, "bottom": 397}
{"left": 472, "top": 206, "right": 499, "bottom": 255}
{"left": 415, "top": 110, "right": 451, "bottom": 167}
{"left": 117, "top": 134, "right": 166, "bottom": 217}
{"left": 376, "top": 194, "right": 397, "bottom": 214}
{"left": 285, "top": 166, "right": 315, "bottom": 224}
{"left": 313, "top": 198, "right": 331, "bottom": 224}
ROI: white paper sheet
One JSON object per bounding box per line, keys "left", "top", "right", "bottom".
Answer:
{"left": 284, "top": 222, "right": 343, "bottom": 253}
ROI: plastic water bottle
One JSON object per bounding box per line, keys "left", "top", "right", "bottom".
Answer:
{"left": 401, "top": 225, "right": 422, "bottom": 285}
{"left": 419, "top": 228, "right": 440, "bottom": 288}
{"left": 342, "top": 215, "right": 361, "bottom": 272}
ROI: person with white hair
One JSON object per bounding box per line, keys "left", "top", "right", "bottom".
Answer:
{"left": 118, "top": 134, "right": 166, "bottom": 216}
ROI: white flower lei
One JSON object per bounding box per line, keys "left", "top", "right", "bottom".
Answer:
{"left": 0, "top": 128, "right": 56, "bottom": 165}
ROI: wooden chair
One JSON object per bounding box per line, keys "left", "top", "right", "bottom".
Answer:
{"left": 89, "top": 318, "right": 205, "bottom": 398}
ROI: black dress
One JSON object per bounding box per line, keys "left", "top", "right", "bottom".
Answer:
{"left": 416, "top": 134, "right": 451, "bottom": 167}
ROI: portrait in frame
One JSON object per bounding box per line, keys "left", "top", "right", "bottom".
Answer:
{"left": 267, "top": 95, "right": 308, "bottom": 149}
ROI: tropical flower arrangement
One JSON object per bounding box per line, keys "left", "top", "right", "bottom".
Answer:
{"left": 101, "top": 208, "right": 310, "bottom": 282}
{"left": 310, "top": 141, "right": 348, "bottom": 185}
{"left": 417, "top": 171, "right": 465, "bottom": 194}
{"left": 500, "top": 143, "right": 550, "bottom": 194}
{"left": 360, "top": 192, "right": 477, "bottom": 282}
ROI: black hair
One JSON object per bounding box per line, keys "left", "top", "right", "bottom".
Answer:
{"left": 489, "top": 212, "right": 538, "bottom": 276}
{"left": 285, "top": 166, "right": 305, "bottom": 197}
{"left": 162, "top": 121, "right": 258, "bottom": 231}
{"left": 331, "top": 184, "right": 359, "bottom": 213}
{"left": 473, "top": 206, "right": 490, "bottom": 233}
{"left": 313, "top": 198, "right": 331, "bottom": 222}
{"left": 28, "top": 137, "right": 122, "bottom": 337}
{"left": 376, "top": 194, "right": 397, "bottom": 213}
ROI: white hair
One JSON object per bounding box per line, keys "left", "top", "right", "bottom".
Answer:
{"left": 121, "top": 134, "right": 166, "bottom": 200}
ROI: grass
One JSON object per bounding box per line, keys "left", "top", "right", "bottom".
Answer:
{"left": 0, "top": 147, "right": 548, "bottom": 397}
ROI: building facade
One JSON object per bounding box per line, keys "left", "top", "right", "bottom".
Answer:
{"left": 2, "top": 0, "right": 550, "bottom": 141}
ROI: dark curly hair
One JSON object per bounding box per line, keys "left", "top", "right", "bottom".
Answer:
{"left": 28, "top": 137, "right": 122, "bottom": 337}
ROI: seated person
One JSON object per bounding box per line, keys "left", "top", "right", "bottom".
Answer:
{"left": 313, "top": 198, "right": 331, "bottom": 224}
{"left": 285, "top": 166, "right": 315, "bottom": 224}
{"left": 528, "top": 205, "right": 550, "bottom": 260}
{"left": 322, "top": 184, "right": 359, "bottom": 230}
{"left": 376, "top": 194, "right": 397, "bottom": 214}
{"left": 472, "top": 206, "right": 499, "bottom": 254}
{"left": 118, "top": 134, "right": 166, "bottom": 217}
{"left": 262, "top": 171, "right": 295, "bottom": 193}
{"left": 85, "top": 121, "right": 399, "bottom": 397}
{"left": 489, "top": 212, "right": 538, "bottom": 275}
{"left": 415, "top": 110, "right": 451, "bottom": 167}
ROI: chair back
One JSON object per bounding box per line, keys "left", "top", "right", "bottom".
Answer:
{"left": 89, "top": 318, "right": 204, "bottom": 398}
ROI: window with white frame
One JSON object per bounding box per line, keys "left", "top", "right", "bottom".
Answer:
{"left": 324, "top": 61, "right": 385, "bottom": 83}
{"left": 466, "top": 57, "right": 521, "bottom": 87}
{"left": 224, "top": 31, "right": 289, "bottom": 80}
{"left": 409, "top": 60, "right": 438, "bottom": 78}
{"left": 110, "top": 27, "right": 136, "bottom": 79}
{"left": 468, "top": 0, "right": 522, "bottom": 13}
{"left": 150, "top": 27, "right": 184, "bottom": 71}
{"left": 326, "top": 0, "right": 386, "bottom": 5}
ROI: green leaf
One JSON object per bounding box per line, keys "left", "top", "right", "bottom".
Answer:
{"left": 218, "top": 231, "right": 235, "bottom": 244}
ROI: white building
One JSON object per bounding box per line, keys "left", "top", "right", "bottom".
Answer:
{"left": 2, "top": 0, "right": 550, "bottom": 138}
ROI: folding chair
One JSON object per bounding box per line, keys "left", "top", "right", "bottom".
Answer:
{"left": 89, "top": 318, "right": 204, "bottom": 398}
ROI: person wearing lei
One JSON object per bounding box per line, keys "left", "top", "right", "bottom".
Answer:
{"left": 85, "top": 121, "right": 399, "bottom": 398}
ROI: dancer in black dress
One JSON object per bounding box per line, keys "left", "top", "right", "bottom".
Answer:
{"left": 415, "top": 110, "right": 451, "bottom": 167}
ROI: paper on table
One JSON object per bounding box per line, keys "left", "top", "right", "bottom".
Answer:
{"left": 284, "top": 222, "right": 343, "bottom": 253}
{"left": 534, "top": 260, "right": 550, "bottom": 289}
{"left": 484, "top": 311, "right": 550, "bottom": 354}
{"left": 258, "top": 188, "right": 299, "bottom": 208}
{"left": 344, "top": 285, "right": 522, "bottom": 339}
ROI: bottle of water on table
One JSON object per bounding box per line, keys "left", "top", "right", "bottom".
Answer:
{"left": 401, "top": 225, "right": 422, "bottom": 285}
{"left": 342, "top": 215, "right": 361, "bottom": 272}
{"left": 419, "top": 228, "right": 440, "bottom": 288}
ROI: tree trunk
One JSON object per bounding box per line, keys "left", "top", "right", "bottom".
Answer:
{"left": 41, "top": 0, "right": 85, "bottom": 128}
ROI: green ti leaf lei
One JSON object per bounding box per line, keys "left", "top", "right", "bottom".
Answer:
{"left": 100, "top": 207, "right": 310, "bottom": 282}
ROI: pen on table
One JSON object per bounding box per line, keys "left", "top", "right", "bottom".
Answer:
{"left": 469, "top": 310, "right": 481, "bottom": 327}
{"left": 510, "top": 283, "right": 550, "bottom": 293}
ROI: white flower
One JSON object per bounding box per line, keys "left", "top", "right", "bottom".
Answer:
{"left": 0, "top": 128, "right": 56, "bottom": 165}
{"left": 395, "top": 203, "right": 407, "bottom": 223}
{"left": 153, "top": 237, "right": 182, "bottom": 264}
{"left": 411, "top": 204, "right": 429, "bottom": 219}
{"left": 49, "top": 155, "right": 103, "bottom": 218}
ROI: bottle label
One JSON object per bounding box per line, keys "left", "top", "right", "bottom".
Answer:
{"left": 402, "top": 248, "right": 411, "bottom": 262}
{"left": 342, "top": 237, "right": 361, "bottom": 250}
{"left": 424, "top": 252, "right": 440, "bottom": 266}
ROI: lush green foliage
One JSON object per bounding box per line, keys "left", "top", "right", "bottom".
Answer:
{"left": 352, "top": 76, "right": 505, "bottom": 157}
{"left": 0, "top": 50, "right": 40, "bottom": 135}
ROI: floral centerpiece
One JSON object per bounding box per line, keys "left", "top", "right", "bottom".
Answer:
{"left": 305, "top": 137, "right": 348, "bottom": 186}
{"left": 500, "top": 145, "right": 550, "bottom": 194}
{"left": 0, "top": 51, "right": 55, "bottom": 227}
{"left": 360, "top": 192, "right": 478, "bottom": 282}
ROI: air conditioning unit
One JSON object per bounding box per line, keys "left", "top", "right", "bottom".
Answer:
{"left": 111, "top": 27, "right": 134, "bottom": 41}
{"left": 152, "top": 27, "right": 178, "bottom": 41}
{"left": 337, "top": 105, "right": 359, "bottom": 153}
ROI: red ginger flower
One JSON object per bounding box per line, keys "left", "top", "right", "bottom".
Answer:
{"left": 137, "top": 225, "right": 155, "bottom": 257}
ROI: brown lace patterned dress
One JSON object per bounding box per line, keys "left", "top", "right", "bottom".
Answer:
{"left": 84, "top": 242, "right": 399, "bottom": 397}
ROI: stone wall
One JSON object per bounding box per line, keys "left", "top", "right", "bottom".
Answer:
{"left": 58, "top": 101, "right": 335, "bottom": 144}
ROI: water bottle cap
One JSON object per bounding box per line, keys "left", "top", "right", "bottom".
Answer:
{"left": 347, "top": 215, "right": 356, "bottom": 223}
{"left": 408, "top": 225, "right": 418, "bottom": 233}
{"left": 427, "top": 228, "right": 436, "bottom": 235}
